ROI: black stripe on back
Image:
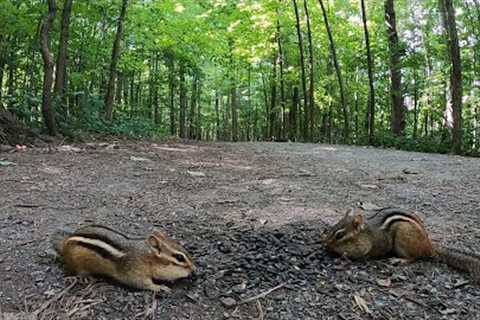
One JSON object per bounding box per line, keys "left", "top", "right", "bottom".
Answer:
{"left": 380, "top": 210, "right": 420, "bottom": 230}
{"left": 82, "top": 225, "right": 134, "bottom": 239}
{"left": 73, "top": 232, "right": 125, "bottom": 253}
{"left": 71, "top": 240, "right": 120, "bottom": 260}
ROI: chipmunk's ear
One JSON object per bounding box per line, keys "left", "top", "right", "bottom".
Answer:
{"left": 147, "top": 233, "right": 164, "bottom": 253}
{"left": 351, "top": 212, "right": 364, "bottom": 230}
{"left": 344, "top": 208, "right": 355, "bottom": 217}
{"left": 152, "top": 230, "right": 167, "bottom": 241}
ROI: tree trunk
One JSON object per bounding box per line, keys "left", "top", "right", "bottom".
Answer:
{"left": 413, "top": 68, "right": 419, "bottom": 140}
{"left": 196, "top": 81, "right": 202, "bottom": 140}
{"left": 269, "top": 53, "right": 277, "bottom": 140}
{"left": 0, "top": 35, "right": 5, "bottom": 107}
{"left": 188, "top": 73, "right": 198, "bottom": 139}
{"left": 54, "top": 0, "right": 73, "bottom": 102}
{"left": 215, "top": 91, "right": 220, "bottom": 140}
{"left": 360, "top": 0, "right": 375, "bottom": 144}
{"left": 292, "top": 0, "right": 309, "bottom": 141}
{"left": 276, "top": 19, "right": 286, "bottom": 140}
{"left": 290, "top": 86, "right": 299, "bottom": 141}
{"left": 318, "top": 0, "right": 350, "bottom": 142}
{"left": 167, "top": 55, "right": 176, "bottom": 135}
{"left": 153, "top": 53, "right": 160, "bottom": 125}
{"left": 304, "top": 0, "right": 315, "bottom": 139}
{"left": 40, "top": 0, "right": 57, "bottom": 135}
{"left": 423, "top": 112, "right": 428, "bottom": 137}
{"left": 7, "top": 53, "right": 15, "bottom": 109}
{"left": 439, "top": 0, "right": 463, "bottom": 154}
{"left": 385, "top": 0, "right": 405, "bottom": 136}
{"left": 129, "top": 71, "right": 135, "bottom": 118}
{"left": 115, "top": 72, "right": 123, "bottom": 107}
{"left": 179, "top": 64, "right": 187, "bottom": 139}
{"left": 231, "top": 80, "right": 238, "bottom": 142}
{"left": 104, "top": 0, "right": 128, "bottom": 122}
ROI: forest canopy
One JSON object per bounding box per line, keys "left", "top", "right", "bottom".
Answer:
{"left": 0, "top": 0, "right": 479, "bottom": 155}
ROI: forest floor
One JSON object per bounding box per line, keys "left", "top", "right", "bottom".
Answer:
{"left": 1, "top": 140, "right": 480, "bottom": 320}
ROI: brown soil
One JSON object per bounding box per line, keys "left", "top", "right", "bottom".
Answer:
{"left": 0, "top": 141, "right": 479, "bottom": 319}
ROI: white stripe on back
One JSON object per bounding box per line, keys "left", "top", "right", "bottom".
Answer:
{"left": 67, "top": 236, "right": 126, "bottom": 258}
{"left": 381, "top": 215, "right": 421, "bottom": 230}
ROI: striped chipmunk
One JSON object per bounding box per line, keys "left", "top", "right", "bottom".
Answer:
{"left": 323, "top": 207, "right": 480, "bottom": 282}
{"left": 52, "top": 225, "right": 196, "bottom": 293}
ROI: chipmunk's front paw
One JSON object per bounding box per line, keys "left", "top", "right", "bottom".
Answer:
{"left": 150, "top": 283, "right": 172, "bottom": 294}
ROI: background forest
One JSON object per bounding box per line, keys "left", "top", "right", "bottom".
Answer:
{"left": 0, "top": 0, "right": 479, "bottom": 155}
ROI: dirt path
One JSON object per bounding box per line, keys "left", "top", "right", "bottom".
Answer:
{"left": 1, "top": 141, "right": 479, "bottom": 319}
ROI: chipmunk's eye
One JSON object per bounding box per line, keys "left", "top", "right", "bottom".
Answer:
{"left": 335, "top": 230, "right": 346, "bottom": 240}
{"left": 174, "top": 253, "right": 186, "bottom": 263}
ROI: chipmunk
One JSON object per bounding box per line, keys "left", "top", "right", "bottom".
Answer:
{"left": 323, "top": 207, "right": 480, "bottom": 282}
{"left": 52, "top": 224, "right": 196, "bottom": 292}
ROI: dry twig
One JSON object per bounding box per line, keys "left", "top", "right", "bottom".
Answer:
{"left": 237, "top": 283, "right": 285, "bottom": 305}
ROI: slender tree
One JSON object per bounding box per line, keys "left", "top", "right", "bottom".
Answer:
{"left": 104, "top": 0, "right": 128, "bottom": 122}
{"left": 276, "top": 18, "right": 286, "bottom": 140}
{"left": 303, "top": 0, "right": 315, "bottom": 139}
{"left": 179, "top": 63, "right": 187, "bottom": 138}
{"left": 54, "top": 0, "right": 73, "bottom": 101}
{"left": 317, "top": 0, "right": 349, "bottom": 142}
{"left": 167, "top": 55, "right": 176, "bottom": 135}
{"left": 40, "top": 0, "right": 57, "bottom": 135}
{"left": 292, "top": 0, "right": 309, "bottom": 141}
{"left": 439, "top": 0, "right": 463, "bottom": 154}
{"left": 385, "top": 0, "right": 405, "bottom": 136}
{"left": 360, "top": 0, "right": 376, "bottom": 144}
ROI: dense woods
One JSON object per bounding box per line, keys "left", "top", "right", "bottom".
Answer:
{"left": 0, "top": 0, "right": 479, "bottom": 155}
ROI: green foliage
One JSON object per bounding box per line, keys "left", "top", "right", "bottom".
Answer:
{"left": 0, "top": 0, "right": 479, "bottom": 156}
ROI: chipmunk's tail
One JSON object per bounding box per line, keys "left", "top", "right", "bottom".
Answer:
{"left": 433, "top": 245, "right": 480, "bottom": 283}
{"left": 50, "top": 227, "right": 73, "bottom": 256}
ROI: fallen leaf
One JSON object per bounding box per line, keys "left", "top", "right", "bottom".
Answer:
{"left": 187, "top": 170, "right": 206, "bottom": 177}
{"left": 376, "top": 278, "right": 391, "bottom": 287}
{"left": 402, "top": 168, "right": 420, "bottom": 175}
{"left": 298, "top": 169, "right": 314, "bottom": 177}
{"left": 440, "top": 308, "right": 457, "bottom": 315}
{"left": 353, "top": 294, "right": 371, "bottom": 314}
{"left": 130, "top": 156, "right": 151, "bottom": 162}
{"left": 359, "top": 184, "right": 380, "bottom": 190}
{"left": 58, "top": 145, "right": 82, "bottom": 152}
{"left": 220, "top": 297, "right": 237, "bottom": 308}
{"left": 0, "top": 160, "right": 16, "bottom": 166}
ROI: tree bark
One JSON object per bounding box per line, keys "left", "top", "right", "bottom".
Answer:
{"left": 54, "top": 0, "right": 73, "bottom": 101}
{"left": 215, "top": 91, "right": 220, "bottom": 140}
{"left": 269, "top": 53, "right": 277, "bottom": 140}
{"left": 318, "top": 0, "right": 350, "bottom": 142}
{"left": 413, "top": 68, "right": 419, "bottom": 140}
{"left": 290, "top": 86, "right": 299, "bottom": 141}
{"left": 0, "top": 35, "right": 5, "bottom": 107}
{"left": 303, "top": 0, "right": 315, "bottom": 139}
{"left": 292, "top": 0, "right": 309, "bottom": 141}
{"left": 189, "top": 72, "right": 198, "bottom": 139}
{"left": 153, "top": 53, "right": 160, "bottom": 124}
{"left": 231, "top": 80, "right": 238, "bottom": 142}
{"left": 167, "top": 55, "right": 176, "bottom": 135}
{"left": 196, "top": 81, "right": 202, "bottom": 140}
{"left": 40, "top": 0, "right": 57, "bottom": 135}
{"left": 360, "top": 0, "right": 375, "bottom": 144}
{"left": 385, "top": 0, "right": 405, "bottom": 136}
{"left": 276, "top": 19, "right": 286, "bottom": 140}
{"left": 439, "top": 0, "right": 463, "bottom": 154}
{"left": 104, "top": 0, "right": 128, "bottom": 122}
{"left": 179, "top": 64, "right": 187, "bottom": 139}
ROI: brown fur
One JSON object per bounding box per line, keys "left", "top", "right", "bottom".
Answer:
{"left": 324, "top": 207, "right": 480, "bottom": 283}
{"left": 53, "top": 225, "right": 195, "bottom": 292}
